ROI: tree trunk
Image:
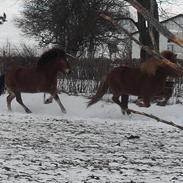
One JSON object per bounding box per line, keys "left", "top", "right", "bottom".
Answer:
{"left": 137, "top": 0, "right": 159, "bottom": 62}
{"left": 100, "top": 14, "right": 179, "bottom": 62}
{"left": 125, "top": 0, "right": 183, "bottom": 48}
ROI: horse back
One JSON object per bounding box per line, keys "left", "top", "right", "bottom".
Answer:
{"left": 5, "top": 67, "right": 57, "bottom": 93}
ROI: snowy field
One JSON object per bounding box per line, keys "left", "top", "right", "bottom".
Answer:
{"left": 0, "top": 93, "right": 182, "bottom": 183}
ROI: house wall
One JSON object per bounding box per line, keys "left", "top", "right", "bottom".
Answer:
{"left": 132, "top": 15, "right": 183, "bottom": 59}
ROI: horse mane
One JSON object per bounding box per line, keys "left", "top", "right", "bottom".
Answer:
{"left": 37, "top": 48, "right": 66, "bottom": 67}
{"left": 140, "top": 50, "right": 177, "bottom": 76}
{"left": 160, "top": 50, "right": 177, "bottom": 62}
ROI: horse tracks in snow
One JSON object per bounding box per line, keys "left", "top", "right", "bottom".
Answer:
{"left": 0, "top": 112, "right": 182, "bottom": 183}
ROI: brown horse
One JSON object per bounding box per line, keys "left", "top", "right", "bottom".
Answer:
{"left": 87, "top": 50, "right": 183, "bottom": 114}
{"left": 137, "top": 50, "right": 178, "bottom": 106}
{"left": 0, "top": 48, "right": 71, "bottom": 113}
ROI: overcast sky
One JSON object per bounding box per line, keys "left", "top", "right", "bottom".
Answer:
{"left": 0, "top": 0, "right": 183, "bottom": 47}
{"left": 0, "top": 0, "right": 22, "bottom": 43}
{"left": 0, "top": 0, "right": 37, "bottom": 48}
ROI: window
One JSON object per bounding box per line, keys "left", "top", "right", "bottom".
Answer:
{"left": 167, "top": 44, "right": 174, "bottom": 52}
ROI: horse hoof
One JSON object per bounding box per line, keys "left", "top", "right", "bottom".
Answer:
{"left": 121, "top": 109, "right": 131, "bottom": 115}
{"left": 25, "top": 109, "right": 32, "bottom": 113}
{"left": 136, "top": 102, "right": 144, "bottom": 107}
{"left": 126, "top": 109, "right": 131, "bottom": 115}
{"left": 157, "top": 101, "right": 166, "bottom": 106}
{"left": 136, "top": 102, "right": 149, "bottom": 107}
{"left": 44, "top": 99, "right": 53, "bottom": 104}
{"left": 62, "top": 109, "right": 67, "bottom": 114}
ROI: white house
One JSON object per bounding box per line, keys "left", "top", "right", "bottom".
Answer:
{"left": 132, "top": 14, "right": 183, "bottom": 59}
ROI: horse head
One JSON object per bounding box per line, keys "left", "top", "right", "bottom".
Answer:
{"left": 37, "top": 48, "right": 71, "bottom": 74}
{"left": 160, "top": 50, "right": 177, "bottom": 63}
{"left": 158, "top": 60, "right": 183, "bottom": 77}
{"left": 140, "top": 50, "right": 183, "bottom": 77}
{"left": 157, "top": 50, "right": 182, "bottom": 77}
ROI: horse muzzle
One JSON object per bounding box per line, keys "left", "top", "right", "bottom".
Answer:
{"left": 176, "top": 66, "right": 183, "bottom": 77}
{"left": 64, "top": 69, "right": 71, "bottom": 74}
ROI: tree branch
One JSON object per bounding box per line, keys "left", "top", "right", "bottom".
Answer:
{"left": 100, "top": 14, "right": 171, "bottom": 62}
{"left": 115, "top": 16, "right": 139, "bottom": 30}
{"left": 127, "top": 108, "right": 183, "bottom": 130}
{"left": 124, "top": 0, "right": 183, "bottom": 48}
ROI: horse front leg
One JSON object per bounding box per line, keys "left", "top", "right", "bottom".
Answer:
{"left": 143, "top": 98, "right": 151, "bottom": 107}
{"left": 51, "top": 93, "right": 67, "bottom": 114}
{"left": 121, "top": 95, "right": 131, "bottom": 115}
{"left": 7, "top": 91, "right": 15, "bottom": 111}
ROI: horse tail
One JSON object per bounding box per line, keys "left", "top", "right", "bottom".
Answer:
{"left": 0, "top": 74, "right": 5, "bottom": 95}
{"left": 87, "top": 75, "right": 109, "bottom": 107}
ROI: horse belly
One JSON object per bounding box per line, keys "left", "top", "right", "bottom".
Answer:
{"left": 108, "top": 66, "right": 167, "bottom": 98}
{"left": 6, "top": 77, "right": 51, "bottom": 93}
{"left": 110, "top": 76, "right": 156, "bottom": 97}
{"left": 15, "top": 84, "right": 55, "bottom": 93}
{"left": 109, "top": 78, "right": 140, "bottom": 96}
{"left": 5, "top": 68, "right": 57, "bottom": 94}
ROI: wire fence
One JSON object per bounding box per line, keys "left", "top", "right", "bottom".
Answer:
{"left": 1, "top": 52, "right": 183, "bottom": 105}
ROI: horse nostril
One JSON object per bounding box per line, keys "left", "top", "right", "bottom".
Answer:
{"left": 65, "top": 69, "right": 71, "bottom": 74}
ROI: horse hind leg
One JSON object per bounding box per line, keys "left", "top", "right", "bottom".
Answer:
{"left": 14, "top": 92, "right": 32, "bottom": 113}
{"left": 136, "top": 97, "right": 150, "bottom": 107}
{"left": 112, "top": 95, "right": 129, "bottom": 115}
{"left": 121, "top": 95, "right": 130, "bottom": 115}
{"left": 7, "top": 91, "right": 15, "bottom": 111}
{"left": 51, "top": 93, "right": 66, "bottom": 114}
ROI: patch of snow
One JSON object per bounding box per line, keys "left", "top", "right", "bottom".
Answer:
{"left": 0, "top": 93, "right": 182, "bottom": 182}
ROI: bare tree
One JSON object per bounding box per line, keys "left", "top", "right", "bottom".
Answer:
{"left": 136, "top": 0, "right": 159, "bottom": 62}
{"left": 16, "top": 0, "right": 130, "bottom": 56}
{"left": 125, "top": 0, "right": 183, "bottom": 48}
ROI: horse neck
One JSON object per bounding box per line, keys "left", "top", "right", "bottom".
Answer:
{"left": 37, "top": 64, "right": 58, "bottom": 77}
{"left": 155, "top": 68, "right": 167, "bottom": 79}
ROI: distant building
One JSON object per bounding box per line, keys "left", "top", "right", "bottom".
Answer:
{"left": 132, "top": 14, "right": 183, "bottom": 59}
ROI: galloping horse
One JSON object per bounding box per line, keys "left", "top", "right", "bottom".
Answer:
{"left": 87, "top": 50, "right": 183, "bottom": 114}
{"left": 0, "top": 48, "right": 71, "bottom": 113}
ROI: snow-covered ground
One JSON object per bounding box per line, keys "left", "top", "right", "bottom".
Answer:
{"left": 0, "top": 93, "right": 182, "bottom": 183}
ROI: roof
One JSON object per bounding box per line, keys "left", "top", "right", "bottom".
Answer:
{"left": 133, "top": 14, "right": 183, "bottom": 35}
{"left": 161, "top": 14, "right": 183, "bottom": 24}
